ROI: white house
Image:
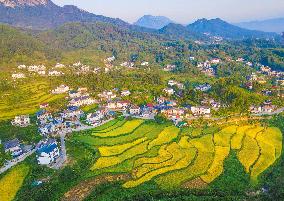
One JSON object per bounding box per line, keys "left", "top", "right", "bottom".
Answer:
{"left": 11, "top": 115, "right": 30, "bottom": 127}
{"left": 161, "top": 108, "right": 186, "bottom": 120}
{"left": 86, "top": 110, "right": 106, "bottom": 125}
{"left": 73, "top": 61, "right": 82, "bottom": 67}
{"left": 211, "top": 58, "right": 221, "bottom": 64}
{"left": 121, "top": 62, "right": 134, "bottom": 68}
{"left": 141, "top": 61, "right": 149, "bottom": 66}
{"left": 28, "top": 65, "right": 46, "bottom": 72}
{"left": 168, "top": 80, "right": 178, "bottom": 87}
{"left": 129, "top": 105, "right": 141, "bottom": 115}
{"left": 12, "top": 73, "right": 26, "bottom": 79}
{"left": 69, "top": 96, "right": 96, "bottom": 107}
{"left": 106, "top": 56, "right": 116, "bottom": 63}
{"left": 98, "top": 91, "right": 117, "bottom": 100}
{"left": 55, "top": 63, "right": 65, "bottom": 68}
{"left": 163, "top": 64, "right": 176, "bottom": 72}
{"left": 38, "top": 71, "right": 46, "bottom": 76}
{"left": 195, "top": 84, "right": 212, "bottom": 92}
{"left": 48, "top": 71, "right": 64, "bottom": 77}
{"left": 4, "top": 139, "right": 23, "bottom": 158}
{"left": 52, "top": 85, "right": 70, "bottom": 94}
{"left": 191, "top": 106, "right": 211, "bottom": 116}
{"left": 121, "top": 90, "right": 131, "bottom": 97}
{"left": 163, "top": 88, "right": 175, "bottom": 96}
{"left": 17, "top": 65, "right": 26, "bottom": 69}
{"left": 36, "top": 139, "right": 60, "bottom": 165}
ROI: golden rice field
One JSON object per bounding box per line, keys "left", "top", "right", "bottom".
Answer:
{"left": 74, "top": 120, "right": 283, "bottom": 189}
{"left": 0, "top": 164, "right": 29, "bottom": 201}
{"left": 0, "top": 81, "right": 64, "bottom": 120}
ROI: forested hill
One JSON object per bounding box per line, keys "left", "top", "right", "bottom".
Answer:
{"left": 36, "top": 22, "right": 165, "bottom": 53}
{"left": 0, "top": 24, "right": 60, "bottom": 65}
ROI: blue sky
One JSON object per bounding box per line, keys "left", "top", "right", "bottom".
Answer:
{"left": 53, "top": 0, "right": 284, "bottom": 24}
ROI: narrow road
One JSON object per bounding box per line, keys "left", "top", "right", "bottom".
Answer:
{"left": 0, "top": 149, "right": 36, "bottom": 174}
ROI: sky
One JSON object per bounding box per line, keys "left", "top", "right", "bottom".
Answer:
{"left": 53, "top": 0, "right": 284, "bottom": 24}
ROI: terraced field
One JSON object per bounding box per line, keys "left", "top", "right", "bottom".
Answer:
{"left": 0, "top": 81, "right": 64, "bottom": 120}
{"left": 73, "top": 120, "right": 283, "bottom": 190}
{"left": 0, "top": 164, "right": 29, "bottom": 201}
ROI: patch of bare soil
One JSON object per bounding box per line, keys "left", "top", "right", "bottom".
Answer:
{"left": 62, "top": 173, "right": 131, "bottom": 201}
{"left": 181, "top": 177, "right": 208, "bottom": 189}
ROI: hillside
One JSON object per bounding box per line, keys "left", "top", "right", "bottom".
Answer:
{"left": 158, "top": 23, "right": 203, "bottom": 40}
{"left": 187, "top": 18, "right": 278, "bottom": 40}
{"left": 237, "top": 18, "right": 284, "bottom": 33}
{"left": 134, "top": 15, "right": 174, "bottom": 29}
{"left": 0, "top": 24, "right": 59, "bottom": 65}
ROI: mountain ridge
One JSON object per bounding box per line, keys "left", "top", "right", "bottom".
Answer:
{"left": 134, "top": 15, "right": 174, "bottom": 29}
{"left": 187, "top": 18, "right": 278, "bottom": 39}
{"left": 237, "top": 17, "right": 284, "bottom": 33}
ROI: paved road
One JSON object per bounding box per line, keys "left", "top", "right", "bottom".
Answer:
{"left": 0, "top": 149, "right": 36, "bottom": 174}
{"left": 252, "top": 107, "right": 284, "bottom": 116}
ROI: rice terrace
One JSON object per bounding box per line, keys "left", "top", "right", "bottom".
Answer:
{"left": 66, "top": 118, "right": 283, "bottom": 199}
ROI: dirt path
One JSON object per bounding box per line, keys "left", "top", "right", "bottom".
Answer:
{"left": 62, "top": 173, "right": 131, "bottom": 201}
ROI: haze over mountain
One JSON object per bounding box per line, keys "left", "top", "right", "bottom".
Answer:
{"left": 237, "top": 18, "right": 284, "bottom": 33}
{"left": 134, "top": 15, "right": 174, "bottom": 29}
{"left": 187, "top": 18, "right": 278, "bottom": 40}
{"left": 0, "top": 0, "right": 280, "bottom": 41}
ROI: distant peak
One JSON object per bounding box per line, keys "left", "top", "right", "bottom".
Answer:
{"left": 134, "top": 15, "right": 173, "bottom": 30}
{"left": 0, "top": 0, "right": 50, "bottom": 8}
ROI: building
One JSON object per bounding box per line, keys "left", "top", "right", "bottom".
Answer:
{"left": 69, "top": 96, "right": 96, "bottom": 107}
{"left": 12, "top": 73, "right": 26, "bottom": 79}
{"left": 55, "top": 63, "right": 65, "bottom": 68}
{"left": 36, "top": 139, "right": 60, "bottom": 165}
{"left": 161, "top": 108, "right": 185, "bottom": 120}
{"left": 40, "top": 103, "right": 49, "bottom": 109}
{"left": 52, "top": 85, "right": 69, "bottom": 94}
{"left": 163, "top": 88, "right": 175, "bottom": 96}
{"left": 195, "top": 84, "right": 212, "bottom": 92}
{"left": 11, "top": 115, "right": 30, "bottom": 127}
{"left": 61, "top": 106, "right": 84, "bottom": 119}
{"left": 129, "top": 105, "right": 141, "bottom": 115}
{"left": 141, "top": 61, "right": 149, "bottom": 66}
{"left": 211, "top": 58, "right": 221, "bottom": 64}
{"left": 121, "top": 62, "right": 134, "bottom": 68}
{"left": 48, "top": 71, "right": 64, "bottom": 77}
{"left": 17, "top": 65, "right": 26, "bottom": 69}
{"left": 98, "top": 91, "right": 117, "bottom": 100}
{"left": 106, "top": 56, "right": 116, "bottom": 63}
{"left": 4, "top": 139, "right": 23, "bottom": 158}
{"left": 121, "top": 90, "right": 131, "bottom": 97}
{"left": 191, "top": 106, "right": 211, "bottom": 116}
{"left": 86, "top": 110, "right": 106, "bottom": 125}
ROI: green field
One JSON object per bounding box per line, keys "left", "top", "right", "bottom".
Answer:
{"left": 0, "top": 164, "right": 29, "bottom": 201}
{"left": 73, "top": 120, "right": 283, "bottom": 189}
{"left": 0, "top": 81, "right": 64, "bottom": 120}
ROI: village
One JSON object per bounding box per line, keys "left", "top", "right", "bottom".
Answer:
{"left": 2, "top": 55, "right": 284, "bottom": 174}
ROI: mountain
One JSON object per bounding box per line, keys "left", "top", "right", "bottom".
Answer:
{"left": 0, "top": 0, "right": 129, "bottom": 29}
{"left": 237, "top": 18, "right": 284, "bottom": 33}
{"left": 158, "top": 23, "right": 203, "bottom": 40}
{"left": 134, "top": 15, "right": 173, "bottom": 29}
{"left": 187, "top": 18, "right": 278, "bottom": 40}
